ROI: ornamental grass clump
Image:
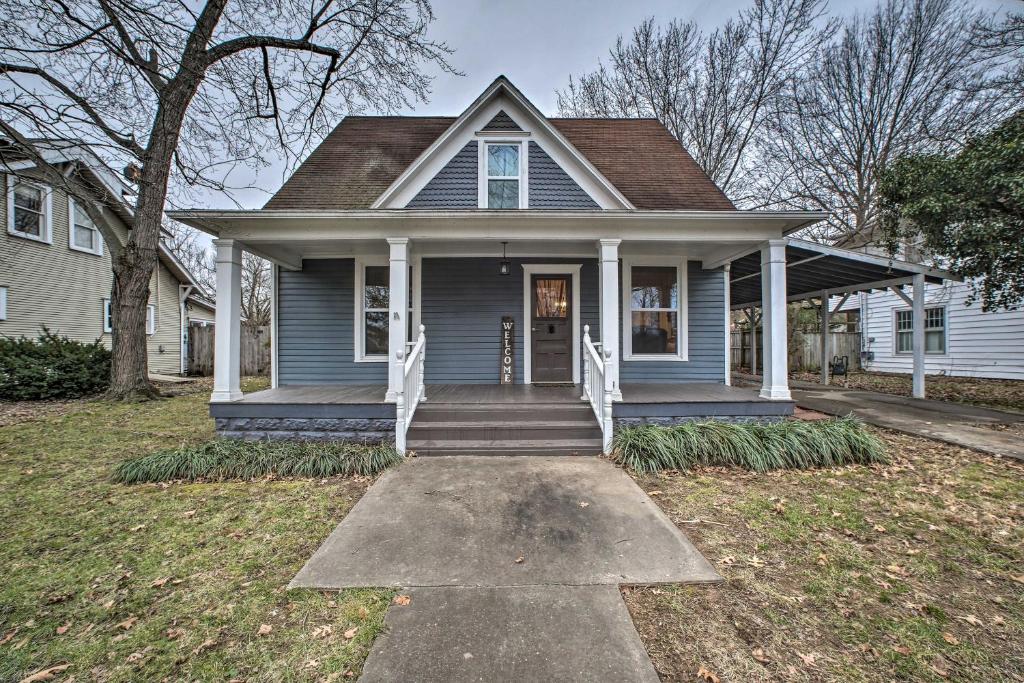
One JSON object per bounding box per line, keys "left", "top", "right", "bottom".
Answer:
{"left": 612, "top": 416, "right": 886, "bottom": 473}
{"left": 112, "top": 439, "right": 403, "bottom": 484}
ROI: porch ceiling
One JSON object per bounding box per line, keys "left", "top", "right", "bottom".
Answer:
{"left": 729, "top": 239, "right": 961, "bottom": 308}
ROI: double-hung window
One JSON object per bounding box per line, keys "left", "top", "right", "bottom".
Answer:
{"left": 7, "top": 177, "right": 51, "bottom": 243}
{"left": 69, "top": 198, "right": 103, "bottom": 255}
{"left": 895, "top": 306, "right": 946, "bottom": 354}
{"left": 484, "top": 142, "right": 522, "bottom": 209}
{"left": 355, "top": 261, "right": 416, "bottom": 361}
{"left": 623, "top": 260, "right": 687, "bottom": 360}
{"left": 103, "top": 299, "right": 155, "bottom": 335}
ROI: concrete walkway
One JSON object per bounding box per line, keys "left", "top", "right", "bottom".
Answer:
{"left": 291, "top": 456, "right": 719, "bottom": 681}
{"left": 735, "top": 373, "right": 1024, "bottom": 460}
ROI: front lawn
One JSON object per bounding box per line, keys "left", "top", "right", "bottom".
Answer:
{"left": 0, "top": 378, "right": 391, "bottom": 682}
{"left": 626, "top": 430, "right": 1024, "bottom": 682}
{"left": 790, "top": 370, "right": 1024, "bottom": 414}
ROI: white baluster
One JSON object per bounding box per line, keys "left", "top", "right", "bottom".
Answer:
{"left": 582, "top": 325, "right": 591, "bottom": 401}
{"left": 395, "top": 348, "right": 406, "bottom": 454}
{"left": 418, "top": 324, "right": 427, "bottom": 403}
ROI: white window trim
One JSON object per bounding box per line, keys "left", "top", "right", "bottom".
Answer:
{"left": 6, "top": 175, "right": 53, "bottom": 244}
{"left": 892, "top": 304, "right": 947, "bottom": 356}
{"left": 478, "top": 140, "right": 528, "bottom": 209}
{"left": 622, "top": 258, "right": 689, "bottom": 362}
{"left": 0, "top": 286, "right": 7, "bottom": 321}
{"left": 353, "top": 257, "right": 418, "bottom": 362}
{"left": 68, "top": 197, "right": 104, "bottom": 256}
{"left": 522, "top": 263, "right": 581, "bottom": 385}
{"left": 104, "top": 299, "right": 155, "bottom": 336}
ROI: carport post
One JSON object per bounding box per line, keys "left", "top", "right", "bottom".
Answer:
{"left": 759, "top": 240, "right": 791, "bottom": 400}
{"left": 912, "top": 273, "right": 925, "bottom": 399}
{"left": 819, "top": 291, "right": 831, "bottom": 385}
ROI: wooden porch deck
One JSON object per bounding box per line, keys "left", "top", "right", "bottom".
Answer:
{"left": 210, "top": 382, "right": 793, "bottom": 419}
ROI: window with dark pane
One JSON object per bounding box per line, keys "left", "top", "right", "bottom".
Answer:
{"left": 13, "top": 183, "right": 43, "bottom": 236}
{"left": 629, "top": 265, "right": 679, "bottom": 355}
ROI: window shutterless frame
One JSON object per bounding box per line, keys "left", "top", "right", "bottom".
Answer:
{"left": 478, "top": 140, "right": 528, "bottom": 209}
{"left": 893, "top": 304, "right": 947, "bottom": 355}
{"left": 353, "top": 257, "right": 418, "bottom": 362}
{"left": 68, "top": 197, "right": 104, "bottom": 256}
{"left": 6, "top": 175, "right": 52, "bottom": 244}
{"left": 621, "top": 258, "right": 688, "bottom": 361}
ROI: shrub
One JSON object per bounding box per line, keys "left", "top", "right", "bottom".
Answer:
{"left": 0, "top": 329, "right": 111, "bottom": 400}
{"left": 112, "top": 439, "right": 403, "bottom": 484}
{"left": 612, "top": 417, "right": 887, "bottom": 473}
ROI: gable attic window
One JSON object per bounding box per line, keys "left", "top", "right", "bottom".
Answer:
{"left": 7, "top": 176, "right": 52, "bottom": 243}
{"left": 484, "top": 142, "right": 523, "bottom": 209}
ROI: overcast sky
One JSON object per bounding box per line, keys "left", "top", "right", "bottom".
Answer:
{"left": 198, "top": 0, "right": 1016, "bottom": 210}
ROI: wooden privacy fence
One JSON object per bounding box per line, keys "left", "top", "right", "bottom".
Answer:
{"left": 732, "top": 331, "right": 861, "bottom": 373}
{"left": 187, "top": 324, "right": 271, "bottom": 376}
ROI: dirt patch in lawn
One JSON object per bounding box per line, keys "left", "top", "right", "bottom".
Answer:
{"left": 0, "top": 377, "right": 390, "bottom": 682}
{"left": 625, "top": 430, "right": 1023, "bottom": 682}
{"left": 791, "top": 371, "right": 1024, "bottom": 414}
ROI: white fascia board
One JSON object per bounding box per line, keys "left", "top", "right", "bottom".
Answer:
{"left": 787, "top": 238, "right": 961, "bottom": 282}
{"left": 168, "top": 209, "right": 826, "bottom": 244}
{"left": 371, "top": 76, "right": 633, "bottom": 210}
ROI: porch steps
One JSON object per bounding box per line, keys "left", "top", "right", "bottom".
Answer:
{"left": 407, "top": 401, "right": 603, "bottom": 456}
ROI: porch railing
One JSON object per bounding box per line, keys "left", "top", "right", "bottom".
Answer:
{"left": 395, "top": 324, "right": 427, "bottom": 454}
{"left": 582, "top": 325, "right": 613, "bottom": 453}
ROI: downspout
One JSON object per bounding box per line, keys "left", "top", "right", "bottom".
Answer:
{"left": 179, "top": 285, "right": 193, "bottom": 375}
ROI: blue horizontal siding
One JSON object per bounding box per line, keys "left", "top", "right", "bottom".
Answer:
{"left": 277, "top": 259, "right": 388, "bottom": 385}
{"left": 620, "top": 262, "right": 726, "bottom": 383}
{"left": 276, "top": 257, "right": 725, "bottom": 386}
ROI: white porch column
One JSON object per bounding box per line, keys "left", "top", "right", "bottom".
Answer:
{"left": 912, "top": 272, "right": 925, "bottom": 399}
{"left": 211, "top": 239, "right": 242, "bottom": 402}
{"left": 599, "top": 239, "right": 622, "bottom": 400}
{"left": 386, "top": 238, "right": 409, "bottom": 402}
{"left": 759, "top": 239, "right": 791, "bottom": 400}
{"left": 723, "top": 265, "right": 731, "bottom": 386}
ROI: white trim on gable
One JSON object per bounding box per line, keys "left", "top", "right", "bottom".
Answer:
{"left": 371, "top": 77, "right": 634, "bottom": 210}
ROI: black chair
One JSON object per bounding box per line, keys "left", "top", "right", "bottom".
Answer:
{"left": 829, "top": 355, "right": 849, "bottom": 377}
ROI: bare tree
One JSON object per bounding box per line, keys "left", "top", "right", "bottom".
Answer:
{"left": 556, "top": 0, "right": 834, "bottom": 204}
{"left": 763, "top": 0, "right": 1016, "bottom": 246}
{"left": 163, "top": 221, "right": 215, "bottom": 293}
{"left": 0, "top": 0, "right": 453, "bottom": 399}
{"left": 973, "top": 1, "right": 1024, "bottom": 102}
{"left": 240, "top": 252, "right": 271, "bottom": 327}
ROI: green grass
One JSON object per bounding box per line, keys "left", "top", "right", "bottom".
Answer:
{"left": 0, "top": 378, "right": 394, "bottom": 682}
{"left": 613, "top": 417, "right": 887, "bottom": 473}
{"left": 113, "top": 438, "right": 403, "bottom": 484}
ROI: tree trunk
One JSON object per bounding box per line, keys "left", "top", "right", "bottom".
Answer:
{"left": 105, "top": 80, "right": 202, "bottom": 400}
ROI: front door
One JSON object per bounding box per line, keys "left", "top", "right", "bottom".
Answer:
{"left": 531, "top": 274, "right": 572, "bottom": 383}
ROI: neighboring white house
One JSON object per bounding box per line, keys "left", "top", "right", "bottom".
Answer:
{"left": 835, "top": 279, "right": 1024, "bottom": 380}
{"left": 0, "top": 139, "right": 215, "bottom": 375}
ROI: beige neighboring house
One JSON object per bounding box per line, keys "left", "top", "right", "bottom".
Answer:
{"left": 0, "top": 140, "right": 214, "bottom": 376}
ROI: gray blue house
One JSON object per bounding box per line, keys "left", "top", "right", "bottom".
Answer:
{"left": 172, "top": 77, "right": 830, "bottom": 455}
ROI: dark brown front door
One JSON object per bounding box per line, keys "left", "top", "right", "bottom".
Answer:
{"left": 531, "top": 274, "right": 572, "bottom": 383}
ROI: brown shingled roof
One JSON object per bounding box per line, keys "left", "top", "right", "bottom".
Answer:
{"left": 263, "top": 115, "right": 735, "bottom": 210}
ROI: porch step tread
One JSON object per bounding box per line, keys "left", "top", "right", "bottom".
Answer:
{"left": 409, "top": 420, "right": 598, "bottom": 428}
{"left": 408, "top": 438, "right": 604, "bottom": 457}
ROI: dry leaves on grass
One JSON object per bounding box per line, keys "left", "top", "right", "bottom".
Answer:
{"left": 343, "top": 626, "right": 358, "bottom": 640}
{"left": 257, "top": 624, "right": 273, "bottom": 636}
{"left": 18, "top": 664, "right": 71, "bottom": 683}
{"left": 696, "top": 665, "right": 721, "bottom": 682}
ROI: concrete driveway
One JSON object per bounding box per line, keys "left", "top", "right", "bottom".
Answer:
{"left": 291, "top": 456, "right": 718, "bottom": 681}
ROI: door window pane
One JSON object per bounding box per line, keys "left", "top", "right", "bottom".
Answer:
{"left": 535, "top": 278, "right": 568, "bottom": 318}
{"left": 631, "top": 266, "right": 677, "bottom": 309}
{"left": 631, "top": 311, "right": 678, "bottom": 354}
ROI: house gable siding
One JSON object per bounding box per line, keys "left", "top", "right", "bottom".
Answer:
{"left": 528, "top": 142, "right": 599, "bottom": 209}
{"left": 406, "top": 141, "right": 479, "bottom": 208}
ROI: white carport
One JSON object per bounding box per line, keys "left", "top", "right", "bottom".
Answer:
{"left": 725, "top": 239, "right": 961, "bottom": 399}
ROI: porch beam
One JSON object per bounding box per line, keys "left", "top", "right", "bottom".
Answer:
{"left": 599, "top": 239, "right": 622, "bottom": 401}
{"left": 759, "top": 240, "right": 791, "bottom": 400}
{"left": 386, "top": 238, "right": 409, "bottom": 403}
{"left": 241, "top": 243, "right": 302, "bottom": 271}
{"left": 211, "top": 238, "right": 242, "bottom": 402}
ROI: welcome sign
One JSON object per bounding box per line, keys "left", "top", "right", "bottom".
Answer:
{"left": 500, "top": 316, "right": 514, "bottom": 384}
